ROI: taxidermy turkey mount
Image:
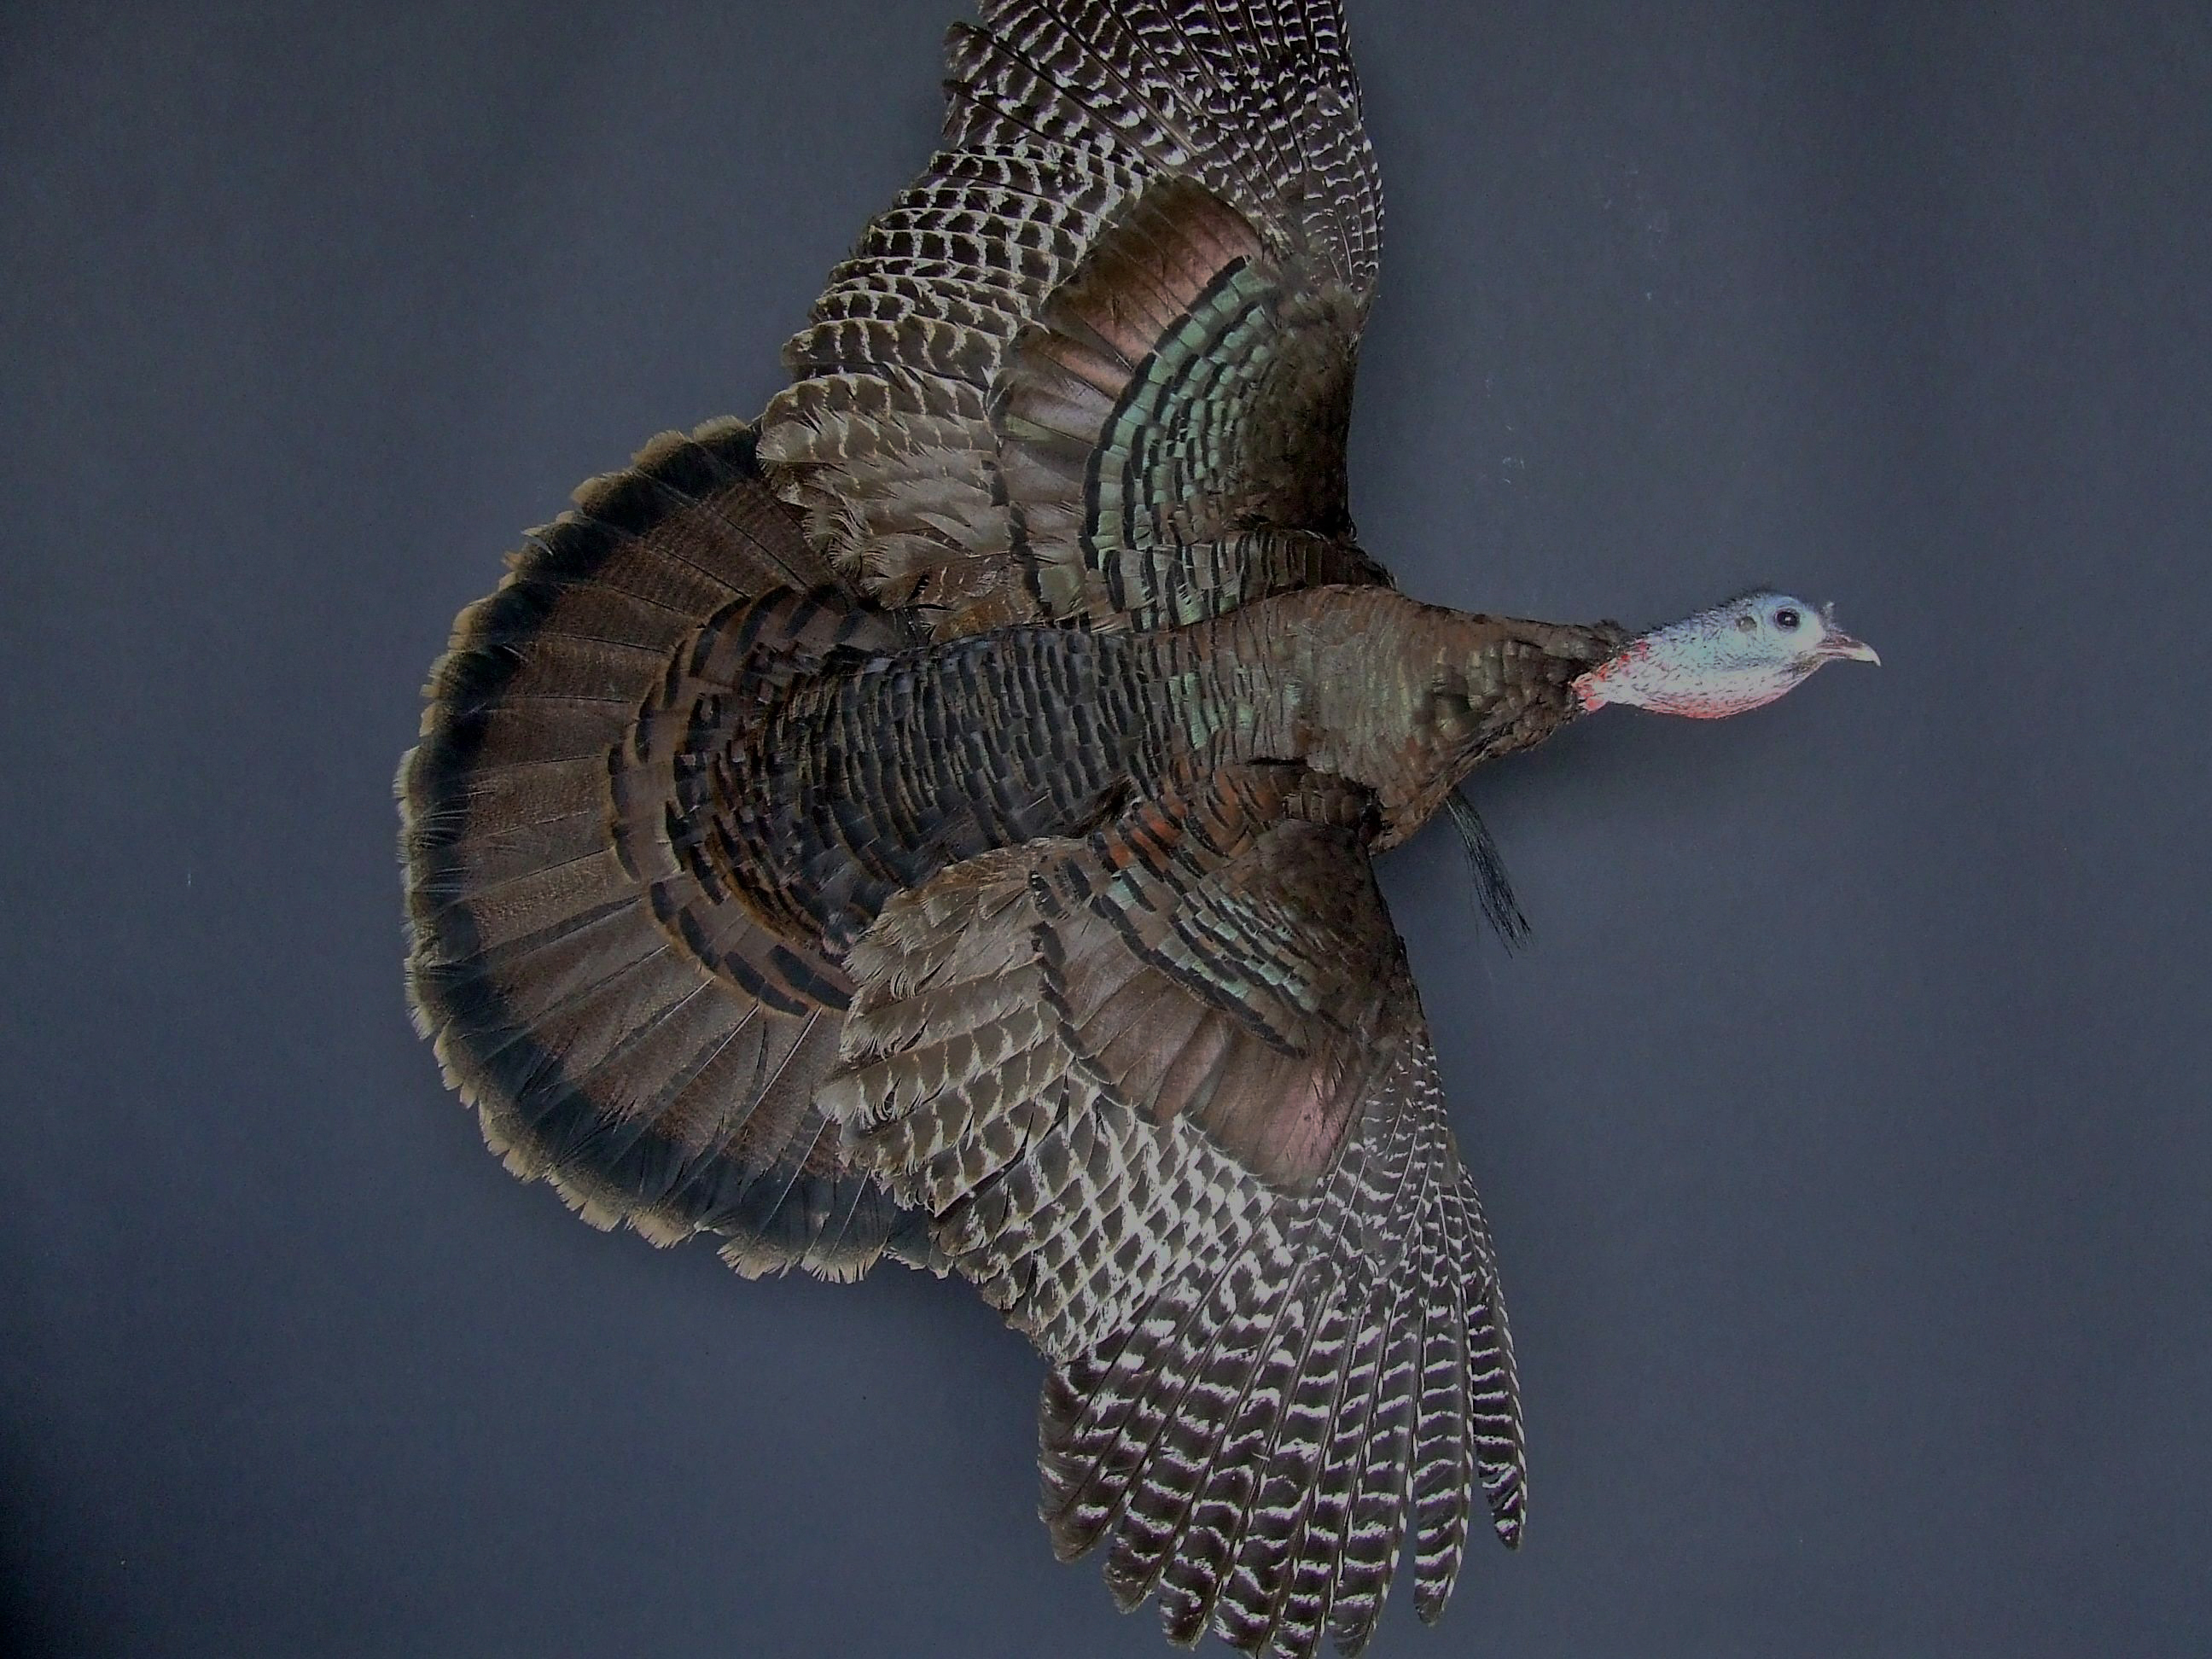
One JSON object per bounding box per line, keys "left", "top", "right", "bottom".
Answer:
{"left": 398, "top": 3, "right": 1878, "bottom": 1653}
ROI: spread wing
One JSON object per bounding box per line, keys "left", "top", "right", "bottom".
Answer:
{"left": 818, "top": 765, "right": 1524, "bottom": 1656}
{"left": 760, "top": 0, "right": 1391, "bottom": 635}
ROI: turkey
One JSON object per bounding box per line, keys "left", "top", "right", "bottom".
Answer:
{"left": 397, "top": 4, "right": 1877, "bottom": 1653}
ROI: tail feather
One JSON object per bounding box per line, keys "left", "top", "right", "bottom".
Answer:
{"left": 400, "top": 419, "right": 926, "bottom": 1279}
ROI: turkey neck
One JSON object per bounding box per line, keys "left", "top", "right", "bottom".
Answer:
{"left": 1168, "top": 585, "right": 1625, "bottom": 847}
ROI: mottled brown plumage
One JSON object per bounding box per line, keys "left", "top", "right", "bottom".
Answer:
{"left": 399, "top": 5, "right": 1872, "bottom": 1654}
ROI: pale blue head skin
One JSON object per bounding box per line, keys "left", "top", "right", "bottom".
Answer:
{"left": 1574, "top": 590, "right": 1880, "bottom": 718}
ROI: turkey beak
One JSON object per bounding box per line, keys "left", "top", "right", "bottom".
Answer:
{"left": 1822, "top": 630, "right": 1881, "bottom": 666}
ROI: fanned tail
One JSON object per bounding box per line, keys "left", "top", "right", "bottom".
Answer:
{"left": 399, "top": 420, "right": 928, "bottom": 1279}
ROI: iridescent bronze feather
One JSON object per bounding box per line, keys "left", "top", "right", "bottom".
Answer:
{"left": 399, "top": 4, "right": 1877, "bottom": 1653}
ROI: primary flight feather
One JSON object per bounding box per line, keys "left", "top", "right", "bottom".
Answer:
{"left": 398, "top": 4, "right": 1876, "bottom": 1652}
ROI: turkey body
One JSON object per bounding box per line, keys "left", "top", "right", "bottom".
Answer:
{"left": 710, "top": 585, "right": 1616, "bottom": 957}
{"left": 401, "top": 4, "right": 1790, "bottom": 1655}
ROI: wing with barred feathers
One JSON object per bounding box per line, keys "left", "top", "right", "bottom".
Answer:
{"left": 760, "top": 0, "right": 1391, "bottom": 635}
{"left": 818, "top": 765, "right": 1524, "bottom": 1656}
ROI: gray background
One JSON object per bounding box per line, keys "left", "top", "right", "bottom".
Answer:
{"left": 4, "top": 2, "right": 2208, "bottom": 1654}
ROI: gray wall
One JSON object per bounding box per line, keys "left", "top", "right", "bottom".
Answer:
{"left": 3, "top": 2, "right": 2207, "bottom": 1653}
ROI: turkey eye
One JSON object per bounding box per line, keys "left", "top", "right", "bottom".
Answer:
{"left": 1774, "top": 608, "right": 1802, "bottom": 630}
